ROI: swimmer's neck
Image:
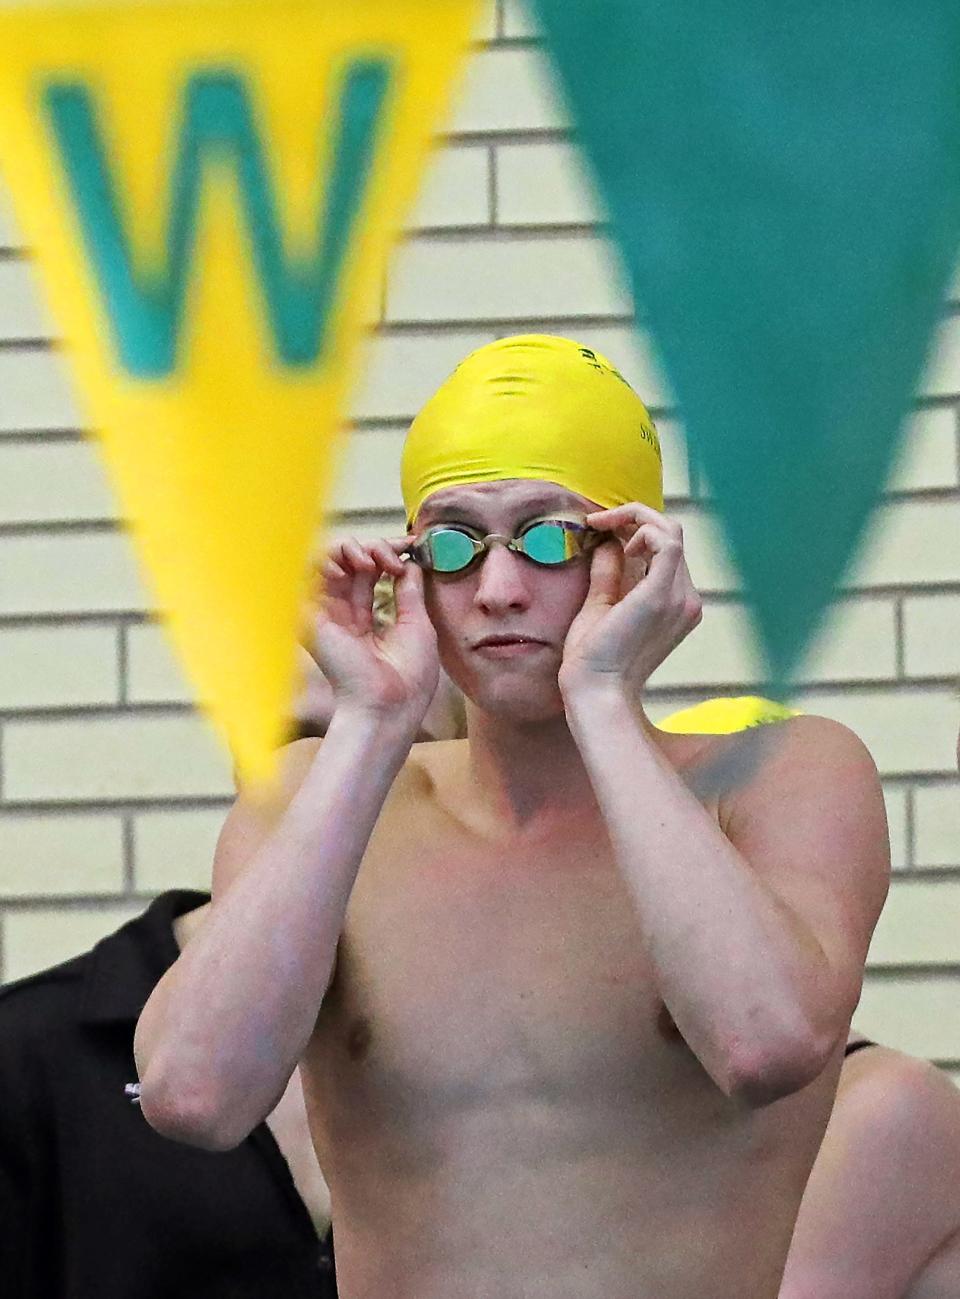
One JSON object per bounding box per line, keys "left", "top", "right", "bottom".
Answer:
{"left": 460, "top": 696, "right": 660, "bottom": 834}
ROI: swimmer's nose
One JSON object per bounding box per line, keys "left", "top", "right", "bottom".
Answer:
{"left": 473, "top": 543, "right": 531, "bottom": 615}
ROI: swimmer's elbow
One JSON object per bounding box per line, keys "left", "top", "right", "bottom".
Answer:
{"left": 723, "top": 1029, "right": 833, "bottom": 1108}
{"left": 138, "top": 1068, "right": 254, "bottom": 1152}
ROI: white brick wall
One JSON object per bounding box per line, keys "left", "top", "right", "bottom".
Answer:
{"left": 1, "top": 0, "right": 958, "bottom": 1087}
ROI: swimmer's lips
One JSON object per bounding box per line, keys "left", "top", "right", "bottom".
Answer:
{"left": 472, "top": 634, "right": 550, "bottom": 658}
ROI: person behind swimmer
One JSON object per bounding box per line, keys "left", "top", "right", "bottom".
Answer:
{"left": 134, "top": 335, "right": 890, "bottom": 1299}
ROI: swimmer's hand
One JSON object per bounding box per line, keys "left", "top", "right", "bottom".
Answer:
{"left": 313, "top": 536, "right": 440, "bottom": 726}
{"left": 559, "top": 503, "right": 702, "bottom": 695}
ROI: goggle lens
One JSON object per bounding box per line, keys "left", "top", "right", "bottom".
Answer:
{"left": 427, "top": 528, "right": 479, "bottom": 573}
{"left": 521, "top": 520, "right": 580, "bottom": 565}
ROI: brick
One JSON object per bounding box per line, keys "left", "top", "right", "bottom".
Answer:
{"left": 2, "top": 903, "right": 143, "bottom": 983}
{"left": 856, "top": 974, "right": 960, "bottom": 1059}
{"left": 0, "top": 261, "right": 54, "bottom": 342}
{"left": 332, "top": 429, "right": 405, "bottom": 515}
{"left": 648, "top": 603, "right": 762, "bottom": 690}
{"left": 649, "top": 597, "right": 897, "bottom": 690}
{"left": 133, "top": 807, "right": 228, "bottom": 892}
{"left": 914, "top": 784, "right": 960, "bottom": 869}
{"left": 326, "top": 512, "right": 406, "bottom": 546}
{"left": 656, "top": 418, "right": 691, "bottom": 502}
{"left": 3, "top": 714, "right": 234, "bottom": 803}
{"left": 868, "top": 879, "right": 960, "bottom": 965}
{"left": 496, "top": 141, "right": 604, "bottom": 226}
{"left": 0, "top": 532, "right": 149, "bottom": 616}
{"left": 411, "top": 146, "right": 490, "bottom": 228}
{"left": 849, "top": 500, "right": 960, "bottom": 588}
{"left": 903, "top": 594, "right": 960, "bottom": 677}
{"left": 0, "top": 440, "right": 116, "bottom": 524}
{"left": 670, "top": 507, "right": 740, "bottom": 594}
{"left": 882, "top": 784, "right": 909, "bottom": 871}
{"left": 0, "top": 813, "right": 124, "bottom": 898}
{"left": 0, "top": 624, "right": 118, "bottom": 710}
{"left": 0, "top": 348, "right": 82, "bottom": 434}
{"left": 386, "top": 234, "right": 632, "bottom": 324}
{"left": 801, "top": 598, "right": 899, "bottom": 683}
{"left": 125, "top": 624, "right": 194, "bottom": 706}
{"left": 350, "top": 329, "right": 496, "bottom": 421}
{"left": 791, "top": 687, "right": 959, "bottom": 776}
{"left": 451, "top": 47, "right": 566, "bottom": 134}
{"left": 888, "top": 406, "right": 959, "bottom": 491}
{"left": 501, "top": 0, "right": 539, "bottom": 38}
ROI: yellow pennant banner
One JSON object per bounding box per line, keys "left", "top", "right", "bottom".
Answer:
{"left": 0, "top": 0, "right": 478, "bottom": 785}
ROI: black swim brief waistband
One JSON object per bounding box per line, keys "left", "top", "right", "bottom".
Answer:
{"left": 843, "top": 1038, "right": 876, "bottom": 1058}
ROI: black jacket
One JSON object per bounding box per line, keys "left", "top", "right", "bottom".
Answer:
{"left": 0, "top": 890, "right": 336, "bottom": 1298}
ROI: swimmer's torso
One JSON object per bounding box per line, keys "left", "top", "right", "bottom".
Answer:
{"left": 300, "top": 738, "right": 841, "bottom": 1299}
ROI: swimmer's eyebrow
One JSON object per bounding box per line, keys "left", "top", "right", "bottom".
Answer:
{"left": 420, "top": 498, "right": 579, "bottom": 528}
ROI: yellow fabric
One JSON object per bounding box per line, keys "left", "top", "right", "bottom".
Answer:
{"left": 659, "top": 695, "right": 800, "bottom": 734}
{"left": 0, "top": 0, "right": 478, "bottom": 786}
{"left": 401, "top": 334, "right": 663, "bottom": 522}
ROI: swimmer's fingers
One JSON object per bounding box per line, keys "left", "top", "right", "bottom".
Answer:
{"left": 593, "top": 522, "right": 699, "bottom": 656}
{"left": 588, "top": 505, "right": 691, "bottom": 593}
{"left": 393, "top": 557, "right": 429, "bottom": 622}
{"left": 319, "top": 537, "right": 412, "bottom": 634}
{"left": 586, "top": 502, "right": 680, "bottom": 550}
{"left": 563, "top": 508, "right": 702, "bottom": 688}
{"left": 582, "top": 537, "right": 625, "bottom": 609}
{"left": 615, "top": 521, "right": 702, "bottom": 650}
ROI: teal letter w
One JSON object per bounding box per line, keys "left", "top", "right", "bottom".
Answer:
{"left": 42, "top": 61, "right": 393, "bottom": 379}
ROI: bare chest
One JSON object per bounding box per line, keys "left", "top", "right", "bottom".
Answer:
{"left": 312, "top": 833, "right": 707, "bottom": 1117}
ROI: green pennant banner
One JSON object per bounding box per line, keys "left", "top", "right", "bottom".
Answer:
{"left": 535, "top": 0, "right": 960, "bottom": 685}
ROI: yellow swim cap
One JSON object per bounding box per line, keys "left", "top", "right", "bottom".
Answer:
{"left": 401, "top": 334, "right": 663, "bottom": 522}
{"left": 659, "top": 696, "right": 801, "bottom": 734}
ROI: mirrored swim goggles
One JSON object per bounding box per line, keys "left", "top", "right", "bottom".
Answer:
{"left": 404, "top": 515, "right": 602, "bottom": 576}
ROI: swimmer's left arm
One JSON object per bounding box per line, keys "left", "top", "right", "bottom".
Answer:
{"left": 571, "top": 694, "right": 889, "bottom": 1107}
{"left": 560, "top": 505, "right": 890, "bottom": 1107}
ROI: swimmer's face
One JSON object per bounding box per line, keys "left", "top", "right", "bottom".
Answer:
{"left": 414, "top": 479, "right": 601, "bottom": 722}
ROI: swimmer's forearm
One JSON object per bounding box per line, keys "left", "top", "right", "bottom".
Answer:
{"left": 135, "top": 707, "right": 417, "bottom": 1149}
{"left": 565, "top": 682, "right": 838, "bottom": 1106}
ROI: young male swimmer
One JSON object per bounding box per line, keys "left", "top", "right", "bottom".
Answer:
{"left": 135, "top": 335, "right": 890, "bottom": 1299}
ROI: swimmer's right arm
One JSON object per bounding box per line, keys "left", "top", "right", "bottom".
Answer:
{"left": 134, "top": 537, "right": 438, "bottom": 1152}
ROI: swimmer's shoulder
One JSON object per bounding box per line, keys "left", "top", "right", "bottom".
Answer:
{"left": 212, "top": 736, "right": 325, "bottom": 897}
{"left": 670, "top": 712, "right": 885, "bottom": 852}
{"left": 660, "top": 712, "right": 852, "bottom": 794}
{"left": 217, "top": 734, "right": 467, "bottom": 886}
{"left": 716, "top": 712, "right": 881, "bottom": 805}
